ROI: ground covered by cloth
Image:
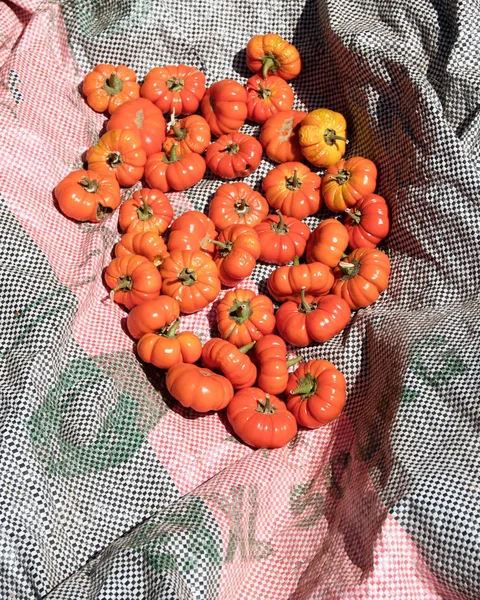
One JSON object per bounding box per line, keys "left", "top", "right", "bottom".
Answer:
{"left": 0, "top": 0, "right": 479, "bottom": 598}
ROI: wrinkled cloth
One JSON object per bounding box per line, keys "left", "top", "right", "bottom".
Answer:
{"left": 0, "top": 0, "right": 479, "bottom": 598}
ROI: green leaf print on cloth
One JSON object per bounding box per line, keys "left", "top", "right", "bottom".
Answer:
{"left": 130, "top": 495, "right": 222, "bottom": 573}
{"left": 27, "top": 351, "right": 167, "bottom": 477}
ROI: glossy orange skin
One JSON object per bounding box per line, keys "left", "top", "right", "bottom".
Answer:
{"left": 159, "top": 250, "right": 221, "bottom": 313}
{"left": 163, "top": 115, "right": 211, "bottom": 155}
{"left": 260, "top": 110, "right": 307, "bottom": 163}
{"left": 252, "top": 334, "right": 291, "bottom": 395}
{"left": 286, "top": 360, "right": 346, "bottom": 428}
{"left": 267, "top": 262, "right": 334, "bottom": 302}
{"left": 206, "top": 132, "right": 263, "bottom": 180}
{"left": 115, "top": 231, "right": 169, "bottom": 266}
{"left": 82, "top": 64, "right": 140, "bottom": 114}
{"left": 54, "top": 169, "right": 120, "bottom": 222}
{"left": 200, "top": 79, "right": 248, "bottom": 137}
{"left": 106, "top": 98, "right": 166, "bottom": 157}
{"left": 305, "top": 219, "right": 349, "bottom": 268}
{"left": 216, "top": 288, "right": 276, "bottom": 347}
{"left": 262, "top": 162, "right": 321, "bottom": 219}
{"left": 245, "top": 74, "right": 294, "bottom": 124}
{"left": 255, "top": 213, "right": 310, "bottom": 265}
{"left": 126, "top": 295, "right": 180, "bottom": 340}
{"left": 322, "top": 157, "right": 378, "bottom": 212}
{"left": 213, "top": 224, "right": 261, "bottom": 287}
{"left": 167, "top": 211, "right": 218, "bottom": 256}
{"left": 140, "top": 65, "right": 206, "bottom": 115}
{"left": 298, "top": 109, "right": 348, "bottom": 167}
{"left": 332, "top": 248, "right": 390, "bottom": 309}
{"left": 166, "top": 363, "right": 234, "bottom": 412}
{"left": 208, "top": 182, "right": 269, "bottom": 230}
{"left": 246, "top": 34, "right": 301, "bottom": 80}
{"left": 137, "top": 329, "right": 202, "bottom": 369}
{"left": 344, "top": 194, "right": 390, "bottom": 249}
{"left": 276, "top": 293, "right": 351, "bottom": 347}
{"left": 202, "top": 338, "right": 257, "bottom": 390}
{"left": 227, "top": 387, "right": 298, "bottom": 448}
{"left": 118, "top": 188, "right": 174, "bottom": 234}
{"left": 144, "top": 149, "right": 206, "bottom": 192}
{"left": 104, "top": 255, "right": 162, "bottom": 310}
{"left": 86, "top": 129, "right": 147, "bottom": 188}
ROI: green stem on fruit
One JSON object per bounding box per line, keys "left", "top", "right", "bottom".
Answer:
{"left": 234, "top": 198, "right": 250, "bottom": 216}
{"left": 285, "top": 169, "right": 302, "bottom": 191}
{"left": 166, "top": 76, "right": 185, "bottom": 92}
{"left": 103, "top": 73, "right": 123, "bottom": 95}
{"left": 239, "top": 341, "right": 256, "bottom": 353}
{"left": 136, "top": 195, "right": 153, "bottom": 221}
{"left": 208, "top": 239, "right": 233, "bottom": 256}
{"left": 178, "top": 267, "right": 197, "bottom": 286}
{"left": 257, "top": 81, "right": 272, "bottom": 99}
{"left": 261, "top": 54, "right": 280, "bottom": 78}
{"left": 163, "top": 144, "right": 180, "bottom": 163}
{"left": 79, "top": 176, "right": 99, "bottom": 193}
{"left": 338, "top": 258, "right": 361, "bottom": 279}
{"left": 109, "top": 275, "right": 132, "bottom": 302}
{"left": 172, "top": 125, "right": 187, "bottom": 140}
{"left": 223, "top": 142, "right": 240, "bottom": 155}
{"left": 256, "top": 393, "right": 276, "bottom": 414}
{"left": 324, "top": 129, "right": 349, "bottom": 146}
{"left": 298, "top": 286, "right": 314, "bottom": 314}
{"left": 345, "top": 208, "right": 362, "bottom": 224}
{"left": 289, "top": 372, "right": 318, "bottom": 398}
{"left": 165, "top": 319, "right": 180, "bottom": 338}
{"left": 106, "top": 151, "right": 122, "bottom": 168}
{"left": 286, "top": 355, "right": 303, "bottom": 368}
{"left": 229, "top": 299, "right": 253, "bottom": 324}
{"left": 330, "top": 169, "right": 351, "bottom": 185}
{"left": 271, "top": 210, "right": 289, "bottom": 235}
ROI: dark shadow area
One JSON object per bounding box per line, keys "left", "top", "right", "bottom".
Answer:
{"left": 256, "top": 274, "right": 269, "bottom": 298}
{"left": 456, "top": 107, "right": 480, "bottom": 141}
{"left": 119, "top": 316, "right": 132, "bottom": 340}
{"left": 4, "top": 0, "right": 32, "bottom": 27}
{"left": 201, "top": 191, "right": 216, "bottom": 217}
{"left": 425, "top": 0, "right": 459, "bottom": 110}
{"left": 291, "top": 0, "right": 352, "bottom": 117}
{"left": 232, "top": 47, "right": 251, "bottom": 79}
{"left": 289, "top": 322, "right": 402, "bottom": 598}
{"left": 216, "top": 408, "right": 239, "bottom": 440}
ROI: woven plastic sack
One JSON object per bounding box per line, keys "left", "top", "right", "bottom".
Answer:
{"left": 0, "top": 0, "right": 479, "bottom": 598}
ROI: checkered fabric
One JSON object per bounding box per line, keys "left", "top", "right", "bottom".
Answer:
{"left": 0, "top": 0, "right": 479, "bottom": 598}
